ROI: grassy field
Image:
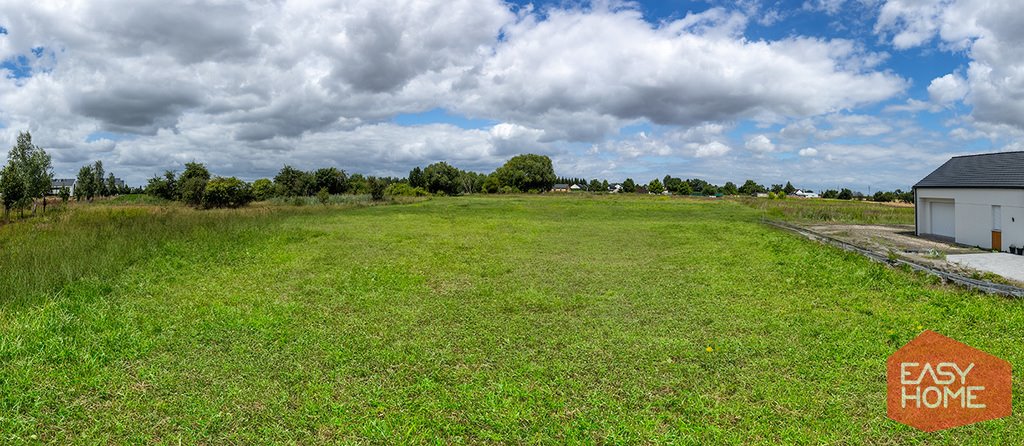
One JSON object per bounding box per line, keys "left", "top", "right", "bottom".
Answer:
{"left": 732, "top": 196, "right": 915, "bottom": 225}
{"left": 1, "top": 195, "right": 1020, "bottom": 443}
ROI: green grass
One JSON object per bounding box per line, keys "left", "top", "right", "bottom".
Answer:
{"left": 265, "top": 193, "right": 377, "bottom": 207}
{"left": 2, "top": 195, "right": 1021, "bottom": 444}
{"left": 105, "top": 193, "right": 172, "bottom": 206}
{"left": 732, "top": 196, "right": 915, "bottom": 225}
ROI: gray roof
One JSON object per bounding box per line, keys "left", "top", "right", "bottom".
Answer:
{"left": 553, "top": 184, "right": 569, "bottom": 188}
{"left": 915, "top": 151, "right": 1024, "bottom": 189}
{"left": 51, "top": 178, "right": 76, "bottom": 188}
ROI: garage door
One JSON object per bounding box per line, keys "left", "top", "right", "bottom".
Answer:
{"left": 930, "top": 201, "right": 955, "bottom": 238}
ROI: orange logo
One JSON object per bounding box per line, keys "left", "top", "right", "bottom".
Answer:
{"left": 887, "top": 330, "right": 1012, "bottom": 432}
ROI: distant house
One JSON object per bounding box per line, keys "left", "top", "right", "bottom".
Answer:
{"left": 569, "top": 184, "right": 583, "bottom": 191}
{"left": 50, "top": 178, "right": 76, "bottom": 196}
{"left": 552, "top": 184, "right": 570, "bottom": 192}
{"left": 914, "top": 151, "right": 1024, "bottom": 252}
{"left": 793, "top": 189, "right": 819, "bottom": 198}
{"left": 755, "top": 192, "right": 769, "bottom": 198}
{"left": 608, "top": 183, "right": 623, "bottom": 193}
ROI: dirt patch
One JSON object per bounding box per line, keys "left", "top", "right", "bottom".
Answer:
{"left": 802, "top": 223, "right": 1023, "bottom": 287}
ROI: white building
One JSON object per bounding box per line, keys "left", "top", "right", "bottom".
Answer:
{"left": 50, "top": 178, "right": 76, "bottom": 195}
{"left": 914, "top": 151, "right": 1024, "bottom": 252}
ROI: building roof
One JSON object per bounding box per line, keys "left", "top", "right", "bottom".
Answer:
{"left": 52, "top": 178, "right": 76, "bottom": 188}
{"left": 553, "top": 183, "right": 569, "bottom": 189}
{"left": 915, "top": 151, "right": 1024, "bottom": 189}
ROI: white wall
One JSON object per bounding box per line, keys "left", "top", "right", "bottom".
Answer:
{"left": 916, "top": 188, "right": 1024, "bottom": 251}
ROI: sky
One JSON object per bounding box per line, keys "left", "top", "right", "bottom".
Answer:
{"left": 1, "top": 0, "right": 1022, "bottom": 192}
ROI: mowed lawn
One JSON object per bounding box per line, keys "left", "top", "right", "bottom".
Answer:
{"left": 2, "top": 196, "right": 1023, "bottom": 444}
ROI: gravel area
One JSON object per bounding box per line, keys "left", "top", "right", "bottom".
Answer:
{"left": 947, "top": 253, "right": 1024, "bottom": 283}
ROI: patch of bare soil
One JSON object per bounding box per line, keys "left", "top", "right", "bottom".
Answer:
{"left": 802, "top": 223, "right": 1023, "bottom": 287}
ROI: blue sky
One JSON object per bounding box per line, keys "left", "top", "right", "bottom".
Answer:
{"left": 1, "top": 0, "right": 1021, "bottom": 191}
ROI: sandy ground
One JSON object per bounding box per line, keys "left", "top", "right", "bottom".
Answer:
{"left": 804, "top": 224, "right": 1024, "bottom": 287}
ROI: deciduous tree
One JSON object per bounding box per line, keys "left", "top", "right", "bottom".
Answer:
{"left": 647, "top": 178, "right": 664, "bottom": 194}
{"left": 251, "top": 178, "right": 274, "bottom": 200}
{"left": 622, "top": 178, "right": 636, "bottom": 193}
{"left": 0, "top": 163, "right": 25, "bottom": 219}
{"left": 274, "top": 165, "right": 313, "bottom": 197}
{"left": 423, "top": 162, "right": 461, "bottom": 195}
{"left": 493, "top": 154, "right": 556, "bottom": 193}
{"left": 201, "top": 176, "right": 252, "bottom": 208}
{"left": 77, "top": 165, "right": 97, "bottom": 201}
{"left": 314, "top": 167, "right": 348, "bottom": 195}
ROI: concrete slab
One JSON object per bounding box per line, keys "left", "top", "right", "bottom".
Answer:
{"left": 947, "top": 253, "right": 1024, "bottom": 283}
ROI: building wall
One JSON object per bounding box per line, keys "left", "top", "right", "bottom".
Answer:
{"left": 916, "top": 188, "right": 1024, "bottom": 251}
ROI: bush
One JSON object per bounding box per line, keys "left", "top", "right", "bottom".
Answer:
{"left": 499, "top": 185, "right": 520, "bottom": 194}
{"left": 274, "top": 165, "right": 313, "bottom": 197}
{"left": 201, "top": 177, "right": 253, "bottom": 209}
{"left": 317, "top": 187, "right": 330, "bottom": 205}
{"left": 145, "top": 171, "right": 177, "bottom": 201}
{"left": 179, "top": 176, "right": 208, "bottom": 207}
{"left": 252, "top": 178, "right": 275, "bottom": 200}
{"left": 384, "top": 183, "right": 429, "bottom": 197}
{"left": 482, "top": 175, "right": 500, "bottom": 194}
{"left": 369, "top": 178, "right": 386, "bottom": 201}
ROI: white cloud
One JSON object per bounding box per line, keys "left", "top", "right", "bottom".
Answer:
{"left": 488, "top": 123, "right": 547, "bottom": 156}
{"left": 927, "top": 73, "right": 968, "bottom": 105}
{"left": 883, "top": 98, "right": 939, "bottom": 114}
{"left": 0, "top": 0, "right": 934, "bottom": 188}
{"left": 459, "top": 5, "right": 905, "bottom": 139}
{"left": 744, "top": 134, "right": 776, "bottom": 153}
{"left": 876, "top": 0, "right": 1024, "bottom": 129}
{"left": 696, "top": 141, "right": 732, "bottom": 158}
{"left": 798, "top": 147, "right": 819, "bottom": 157}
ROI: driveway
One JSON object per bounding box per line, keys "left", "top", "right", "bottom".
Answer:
{"left": 947, "top": 253, "right": 1024, "bottom": 283}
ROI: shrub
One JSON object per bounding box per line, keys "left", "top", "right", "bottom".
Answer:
{"left": 252, "top": 178, "right": 275, "bottom": 200}
{"left": 201, "top": 177, "right": 253, "bottom": 209}
{"left": 314, "top": 167, "right": 348, "bottom": 195}
{"left": 274, "top": 165, "right": 313, "bottom": 197}
{"left": 384, "top": 183, "right": 429, "bottom": 197}
{"left": 178, "top": 162, "right": 211, "bottom": 206}
{"left": 482, "top": 175, "right": 500, "bottom": 194}
{"left": 145, "top": 171, "right": 177, "bottom": 201}
{"left": 317, "top": 187, "right": 330, "bottom": 205}
{"left": 369, "top": 177, "right": 386, "bottom": 201}
{"left": 179, "top": 176, "right": 208, "bottom": 207}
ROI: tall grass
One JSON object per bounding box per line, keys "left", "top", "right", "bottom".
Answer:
{"left": 0, "top": 197, "right": 417, "bottom": 308}
{"left": 265, "top": 193, "right": 375, "bottom": 206}
{"left": 732, "top": 196, "right": 915, "bottom": 225}
{"left": 1, "top": 206, "right": 251, "bottom": 306}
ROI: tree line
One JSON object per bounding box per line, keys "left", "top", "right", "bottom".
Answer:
{"left": 74, "top": 160, "right": 133, "bottom": 202}
{"left": 0, "top": 132, "right": 133, "bottom": 220}
{"left": 2, "top": 131, "right": 916, "bottom": 218}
